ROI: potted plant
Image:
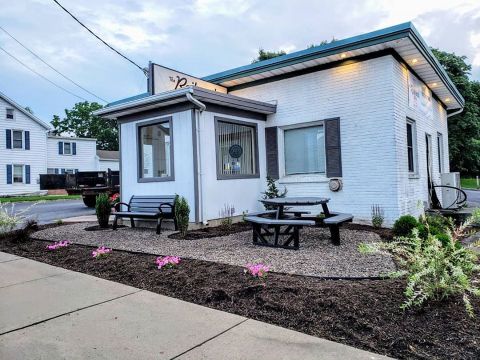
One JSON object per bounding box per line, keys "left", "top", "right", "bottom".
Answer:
{"left": 95, "top": 193, "right": 112, "bottom": 228}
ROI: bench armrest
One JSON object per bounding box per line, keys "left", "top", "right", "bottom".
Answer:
{"left": 115, "top": 202, "right": 130, "bottom": 212}
{"left": 158, "top": 202, "right": 174, "bottom": 214}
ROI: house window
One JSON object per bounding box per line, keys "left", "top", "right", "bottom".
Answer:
{"left": 406, "top": 119, "right": 417, "bottom": 174}
{"left": 63, "top": 142, "right": 72, "bottom": 155}
{"left": 47, "top": 168, "right": 56, "bottom": 174}
{"left": 64, "top": 169, "right": 75, "bottom": 174}
{"left": 215, "top": 118, "right": 258, "bottom": 179}
{"left": 12, "top": 130, "right": 23, "bottom": 149}
{"left": 13, "top": 165, "right": 23, "bottom": 183}
{"left": 437, "top": 132, "right": 444, "bottom": 173}
{"left": 6, "top": 108, "right": 14, "bottom": 120}
{"left": 138, "top": 118, "right": 173, "bottom": 180}
{"left": 284, "top": 125, "right": 325, "bottom": 175}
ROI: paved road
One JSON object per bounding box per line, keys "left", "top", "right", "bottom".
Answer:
{"left": 3, "top": 200, "right": 94, "bottom": 225}
{"left": 0, "top": 253, "right": 390, "bottom": 360}
{"left": 465, "top": 189, "right": 480, "bottom": 206}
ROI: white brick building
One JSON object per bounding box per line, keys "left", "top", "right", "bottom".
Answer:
{"left": 95, "top": 22, "right": 464, "bottom": 226}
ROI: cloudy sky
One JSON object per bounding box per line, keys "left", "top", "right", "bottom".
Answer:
{"left": 1, "top": 0, "right": 479, "bottom": 122}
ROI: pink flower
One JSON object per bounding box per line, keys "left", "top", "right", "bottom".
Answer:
{"left": 92, "top": 246, "right": 112, "bottom": 258}
{"left": 156, "top": 256, "right": 181, "bottom": 269}
{"left": 244, "top": 263, "right": 270, "bottom": 278}
{"left": 46, "top": 241, "right": 69, "bottom": 250}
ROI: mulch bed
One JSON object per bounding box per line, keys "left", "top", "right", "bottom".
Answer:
{"left": 344, "top": 223, "right": 394, "bottom": 240}
{"left": 1, "top": 230, "right": 479, "bottom": 360}
{"left": 168, "top": 222, "right": 251, "bottom": 239}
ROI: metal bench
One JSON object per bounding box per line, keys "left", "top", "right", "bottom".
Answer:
{"left": 112, "top": 195, "right": 178, "bottom": 234}
{"left": 323, "top": 213, "right": 353, "bottom": 245}
{"left": 244, "top": 215, "right": 315, "bottom": 250}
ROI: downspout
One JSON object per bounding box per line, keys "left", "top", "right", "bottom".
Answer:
{"left": 186, "top": 91, "right": 207, "bottom": 225}
{"left": 446, "top": 108, "right": 463, "bottom": 118}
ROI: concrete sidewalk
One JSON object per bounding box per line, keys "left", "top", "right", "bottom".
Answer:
{"left": 0, "top": 252, "right": 391, "bottom": 359}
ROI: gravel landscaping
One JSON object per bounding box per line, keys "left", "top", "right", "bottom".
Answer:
{"left": 32, "top": 222, "right": 395, "bottom": 278}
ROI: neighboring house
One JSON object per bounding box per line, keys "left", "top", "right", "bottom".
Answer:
{"left": 0, "top": 91, "right": 50, "bottom": 196}
{"left": 95, "top": 22, "right": 464, "bottom": 226}
{"left": 96, "top": 150, "right": 120, "bottom": 171}
{"left": 46, "top": 135, "right": 98, "bottom": 174}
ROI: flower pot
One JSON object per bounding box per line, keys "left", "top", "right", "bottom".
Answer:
{"left": 97, "top": 214, "right": 111, "bottom": 228}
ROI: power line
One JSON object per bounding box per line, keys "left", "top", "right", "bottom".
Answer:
{"left": 0, "top": 25, "right": 108, "bottom": 103}
{"left": 52, "top": 0, "right": 148, "bottom": 77}
{"left": 0, "top": 45, "right": 88, "bottom": 101}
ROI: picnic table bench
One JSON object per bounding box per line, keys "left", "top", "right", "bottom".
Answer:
{"left": 112, "top": 195, "right": 178, "bottom": 234}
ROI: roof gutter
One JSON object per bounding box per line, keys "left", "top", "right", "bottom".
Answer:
{"left": 447, "top": 108, "right": 464, "bottom": 118}
{"left": 186, "top": 92, "right": 206, "bottom": 112}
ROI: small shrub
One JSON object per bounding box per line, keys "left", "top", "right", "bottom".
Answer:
{"left": 393, "top": 215, "right": 419, "bottom": 237}
{"left": 262, "top": 176, "right": 287, "bottom": 210}
{"left": 0, "top": 202, "right": 37, "bottom": 235}
{"left": 371, "top": 204, "right": 385, "bottom": 228}
{"left": 95, "top": 193, "right": 111, "bottom": 228}
{"left": 156, "top": 256, "right": 181, "bottom": 269}
{"left": 359, "top": 223, "right": 480, "bottom": 316}
{"left": 174, "top": 196, "right": 190, "bottom": 238}
{"left": 55, "top": 219, "right": 64, "bottom": 225}
{"left": 219, "top": 204, "right": 235, "bottom": 229}
{"left": 420, "top": 214, "right": 454, "bottom": 233}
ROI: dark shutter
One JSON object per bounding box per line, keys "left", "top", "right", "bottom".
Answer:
{"left": 6, "top": 129, "right": 12, "bottom": 149}
{"left": 75, "top": 169, "right": 79, "bottom": 173}
{"left": 61, "top": 168, "right": 66, "bottom": 174}
{"left": 325, "top": 118, "right": 342, "bottom": 178}
{"left": 25, "top": 165, "right": 31, "bottom": 184}
{"left": 54, "top": 168, "right": 59, "bottom": 175}
{"left": 24, "top": 131, "right": 30, "bottom": 150}
{"left": 58, "top": 141, "right": 63, "bottom": 154}
{"left": 72, "top": 142, "right": 77, "bottom": 155}
{"left": 265, "top": 127, "right": 279, "bottom": 180}
{"left": 6, "top": 165, "right": 12, "bottom": 184}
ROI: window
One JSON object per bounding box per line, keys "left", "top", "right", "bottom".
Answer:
{"left": 138, "top": 118, "right": 173, "bottom": 180}
{"left": 12, "top": 130, "right": 23, "bottom": 149}
{"left": 284, "top": 125, "right": 325, "bottom": 175}
{"left": 47, "top": 168, "right": 56, "bottom": 174}
{"left": 63, "top": 142, "right": 72, "bottom": 155}
{"left": 437, "top": 133, "right": 444, "bottom": 173}
{"left": 6, "top": 108, "right": 14, "bottom": 120}
{"left": 64, "top": 169, "right": 75, "bottom": 174}
{"left": 13, "top": 165, "right": 23, "bottom": 183}
{"left": 215, "top": 118, "right": 258, "bottom": 179}
{"left": 406, "top": 119, "right": 417, "bottom": 174}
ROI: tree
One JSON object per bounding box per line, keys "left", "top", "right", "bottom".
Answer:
{"left": 24, "top": 106, "right": 34, "bottom": 114}
{"left": 51, "top": 102, "right": 118, "bottom": 151}
{"left": 431, "top": 49, "right": 480, "bottom": 175}
{"left": 252, "top": 48, "right": 286, "bottom": 63}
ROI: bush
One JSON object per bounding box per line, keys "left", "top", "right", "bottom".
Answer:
{"left": 393, "top": 215, "right": 419, "bottom": 237}
{"left": 470, "top": 208, "right": 480, "bottom": 226}
{"left": 360, "top": 223, "right": 480, "bottom": 316}
{"left": 95, "top": 193, "right": 111, "bottom": 228}
{"left": 174, "top": 196, "right": 190, "bottom": 238}
{"left": 219, "top": 204, "right": 235, "bottom": 229}
{"left": 262, "top": 176, "right": 287, "bottom": 210}
{"left": 371, "top": 204, "right": 385, "bottom": 228}
{"left": 421, "top": 214, "right": 454, "bottom": 233}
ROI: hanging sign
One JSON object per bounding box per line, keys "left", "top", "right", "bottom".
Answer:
{"left": 229, "top": 144, "right": 243, "bottom": 158}
{"left": 408, "top": 71, "right": 433, "bottom": 120}
{"left": 149, "top": 63, "right": 227, "bottom": 94}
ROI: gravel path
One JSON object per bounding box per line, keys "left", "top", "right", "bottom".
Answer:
{"left": 33, "top": 223, "right": 396, "bottom": 278}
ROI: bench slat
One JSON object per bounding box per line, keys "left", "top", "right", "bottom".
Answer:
{"left": 324, "top": 213, "right": 353, "bottom": 225}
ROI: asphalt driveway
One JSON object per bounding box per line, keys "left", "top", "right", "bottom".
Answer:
{"left": 2, "top": 200, "right": 94, "bottom": 225}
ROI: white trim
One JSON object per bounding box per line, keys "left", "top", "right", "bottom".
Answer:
{"left": 11, "top": 129, "right": 24, "bottom": 150}
{"left": 0, "top": 91, "right": 50, "bottom": 129}
{"left": 12, "top": 164, "right": 24, "bottom": 184}
{"left": 407, "top": 118, "right": 419, "bottom": 178}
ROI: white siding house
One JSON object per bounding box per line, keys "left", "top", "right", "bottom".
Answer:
{"left": 96, "top": 150, "right": 120, "bottom": 171}
{"left": 95, "top": 22, "right": 464, "bottom": 226}
{"left": 0, "top": 91, "right": 50, "bottom": 196}
{"left": 46, "top": 135, "right": 98, "bottom": 174}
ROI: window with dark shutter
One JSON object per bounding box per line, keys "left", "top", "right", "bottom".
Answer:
{"left": 6, "top": 129, "right": 12, "bottom": 149}
{"left": 324, "top": 118, "right": 342, "bottom": 178}
{"left": 6, "top": 165, "right": 12, "bottom": 184}
{"left": 58, "top": 141, "right": 63, "bottom": 155}
{"left": 265, "top": 127, "right": 279, "bottom": 180}
{"left": 24, "top": 131, "right": 30, "bottom": 150}
{"left": 72, "top": 142, "right": 77, "bottom": 155}
{"left": 25, "top": 165, "right": 31, "bottom": 184}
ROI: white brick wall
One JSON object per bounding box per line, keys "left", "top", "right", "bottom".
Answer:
{"left": 231, "top": 55, "right": 450, "bottom": 226}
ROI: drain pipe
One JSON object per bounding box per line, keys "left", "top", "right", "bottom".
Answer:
{"left": 447, "top": 108, "right": 463, "bottom": 118}
{"left": 186, "top": 91, "right": 207, "bottom": 225}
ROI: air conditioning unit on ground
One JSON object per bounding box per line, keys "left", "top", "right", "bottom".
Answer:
{"left": 440, "top": 172, "right": 461, "bottom": 208}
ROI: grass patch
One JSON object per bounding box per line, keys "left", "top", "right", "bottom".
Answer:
{"left": 461, "top": 178, "right": 480, "bottom": 190}
{"left": 0, "top": 195, "right": 81, "bottom": 203}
